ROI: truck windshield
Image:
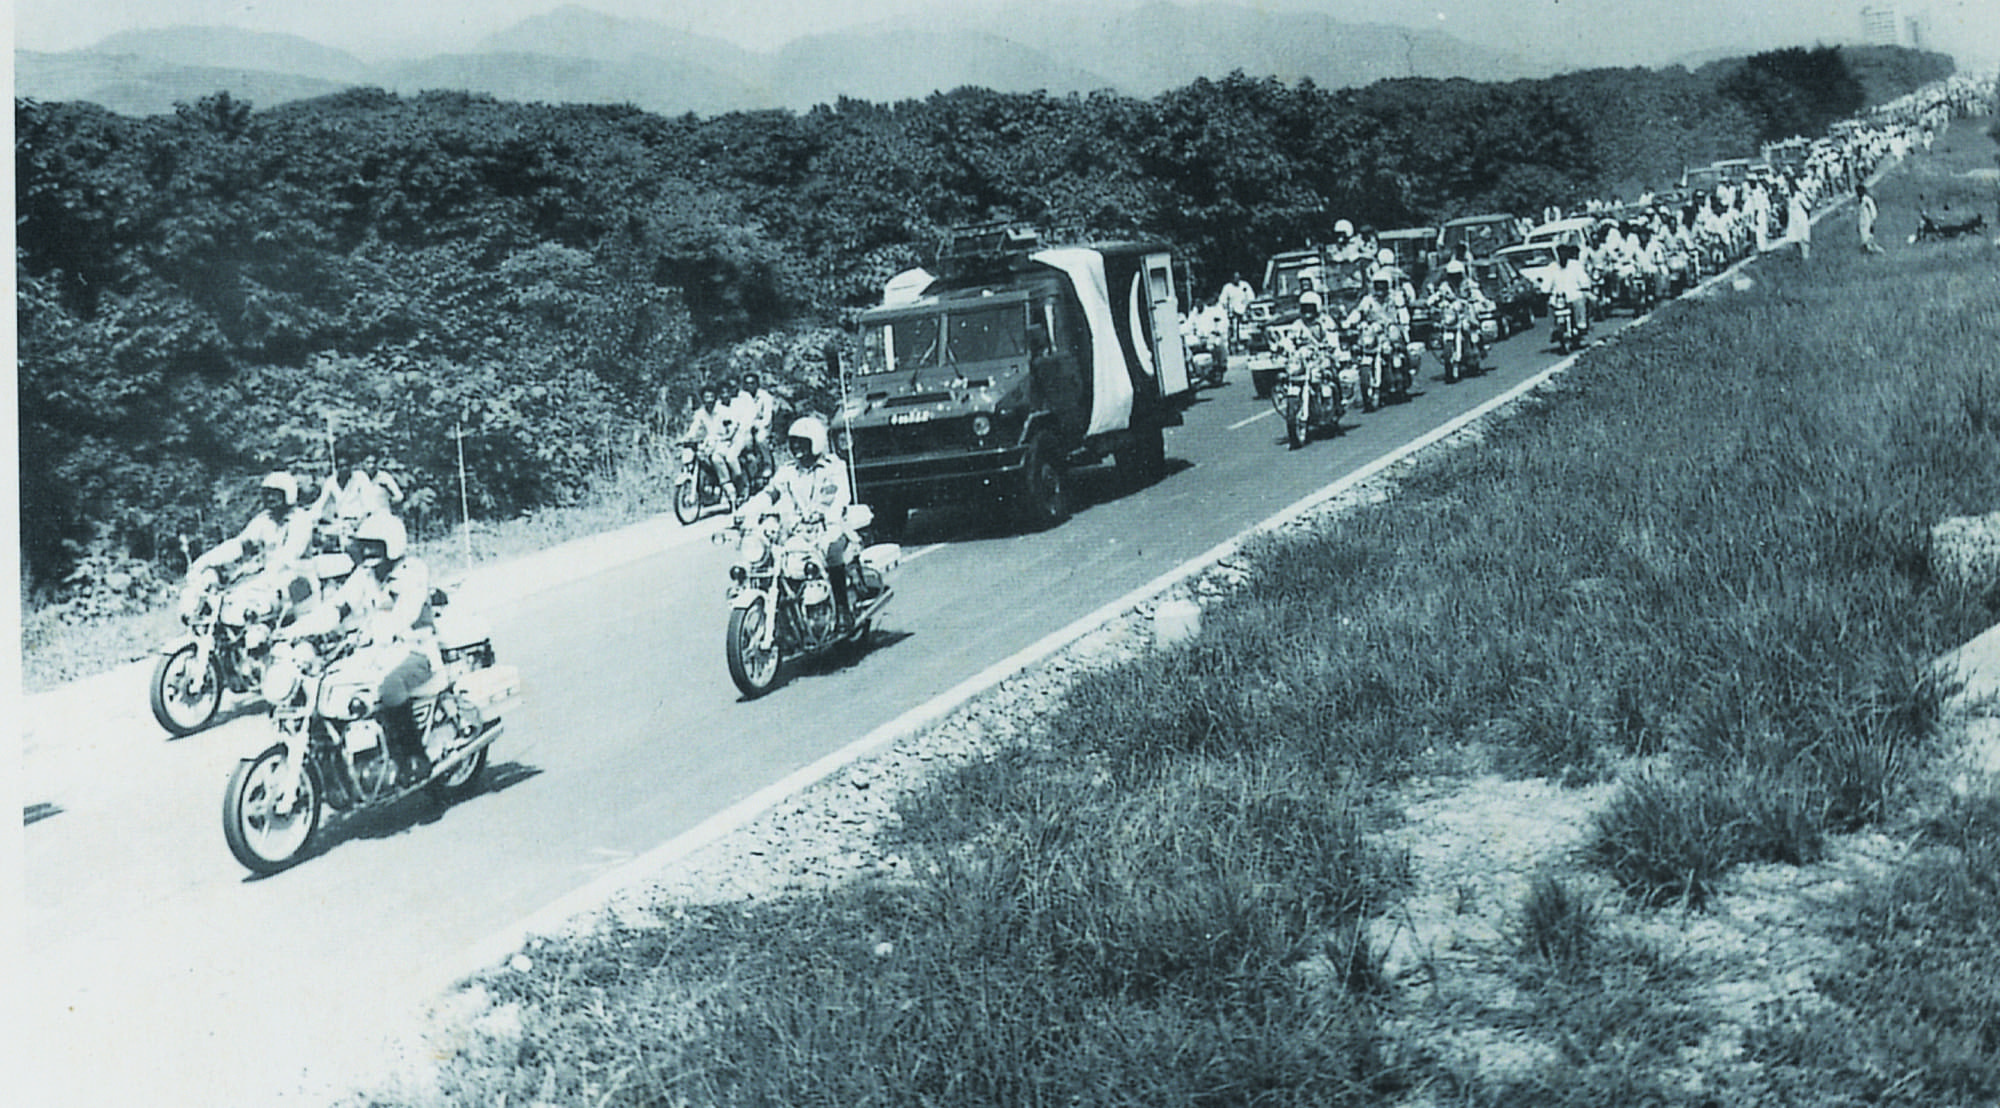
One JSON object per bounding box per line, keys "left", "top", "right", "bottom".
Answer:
{"left": 945, "top": 306, "right": 1026, "bottom": 364}
{"left": 859, "top": 305, "right": 1024, "bottom": 377}
{"left": 860, "top": 315, "right": 942, "bottom": 376}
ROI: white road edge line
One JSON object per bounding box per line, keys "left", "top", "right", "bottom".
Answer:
{"left": 445, "top": 248, "right": 1766, "bottom": 991}
{"left": 1227, "top": 408, "right": 1276, "bottom": 431}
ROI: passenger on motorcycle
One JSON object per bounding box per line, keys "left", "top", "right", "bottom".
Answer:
{"left": 733, "top": 371, "right": 780, "bottom": 487}
{"left": 183, "top": 471, "right": 319, "bottom": 622}
{"left": 681, "top": 383, "right": 743, "bottom": 507}
{"left": 283, "top": 511, "right": 439, "bottom": 786}
{"left": 311, "top": 457, "right": 404, "bottom": 550}
{"left": 1326, "top": 219, "right": 1365, "bottom": 265}
{"left": 752, "top": 416, "right": 862, "bottom": 630}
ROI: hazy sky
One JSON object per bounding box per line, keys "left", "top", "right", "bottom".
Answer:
{"left": 12, "top": 0, "right": 2000, "bottom": 68}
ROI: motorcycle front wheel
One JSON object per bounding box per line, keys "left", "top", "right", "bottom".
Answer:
{"left": 223, "top": 744, "right": 322, "bottom": 875}
{"left": 150, "top": 643, "right": 224, "bottom": 736}
{"left": 726, "top": 603, "right": 783, "bottom": 698}
{"left": 672, "top": 471, "right": 704, "bottom": 525}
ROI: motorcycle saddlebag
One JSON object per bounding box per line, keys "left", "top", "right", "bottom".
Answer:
{"left": 455, "top": 663, "right": 524, "bottom": 720}
{"left": 858, "top": 543, "right": 901, "bottom": 594}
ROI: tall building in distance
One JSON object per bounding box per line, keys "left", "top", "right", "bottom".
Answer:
{"left": 1860, "top": 4, "right": 1929, "bottom": 48}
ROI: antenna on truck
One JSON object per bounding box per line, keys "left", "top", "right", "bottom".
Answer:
{"left": 829, "top": 343, "right": 859, "bottom": 499}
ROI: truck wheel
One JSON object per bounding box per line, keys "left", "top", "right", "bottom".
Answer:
{"left": 1014, "top": 434, "right": 1069, "bottom": 529}
{"left": 1116, "top": 427, "right": 1166, "bottom": 488}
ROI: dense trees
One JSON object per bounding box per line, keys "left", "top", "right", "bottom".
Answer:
{"left": 14, "top": 47, "right": 1949, "bottom": 597}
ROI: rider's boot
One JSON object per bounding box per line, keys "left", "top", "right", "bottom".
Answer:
{"left": 381, "top": 701, "right": 431, "bottom": 787}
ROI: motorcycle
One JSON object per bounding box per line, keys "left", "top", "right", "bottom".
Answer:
{"left": 1432, "top": 299, "right": 1484, "bottom": 384}
{"left": 1188, "top": 337, "right": 1229, "bottom": 389}
{"left": 150, "top": 558, "right": 348, "bottom": 736}
{"left": 1550, "top": 293, "right": 1588, "bottom": 354}
{"left": 1271, "top": 343, "right": 1343, "bottom": 449}
{"left": 674, "top": 443, "right": 733, "bottom": 525}
{"left": 716, "top": 505, "right": 898, "bottom": 698}
{"left": 1354, "top": 319, "right": 1414, "bottom": 412}
{"left": 220, "top": 590, "right": 521, "bottom": 874}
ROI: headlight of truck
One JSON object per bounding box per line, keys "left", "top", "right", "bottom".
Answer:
{"left": 971, "top": 415, "right": 992, "bottom": 438}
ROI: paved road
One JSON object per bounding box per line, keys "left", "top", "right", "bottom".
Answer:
{"left": 18, "top": 307, "right": 1643, "bottom": 1106}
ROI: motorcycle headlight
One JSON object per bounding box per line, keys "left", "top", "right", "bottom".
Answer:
{"left": 738, "top": 535, "right": 769, "bottom": 570}
{"left": 244, "top": 623, "right": 271, "bottom": 652}
{"left": 261, "top": 657, "right": 303, "bottom": 705}
{"left": 971, "top": 414, "right": 992, "bottom": 438}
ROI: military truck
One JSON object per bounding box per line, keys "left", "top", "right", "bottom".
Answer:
{"left": 842, "top": 225, "right": 1193, "bottom": 536}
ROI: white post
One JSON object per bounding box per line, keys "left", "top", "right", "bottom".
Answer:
{"left": 455, "top": 418, "right": 473, "bottom": 574}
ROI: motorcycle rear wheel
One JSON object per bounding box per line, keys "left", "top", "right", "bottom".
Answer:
{"left": 223, "top": 743, "right": 321, "bottom": 875}
{"left": 151, "top": 642, "right": 224, "bottom": 736}
{"left": 427, "top": 737, "right": 490, "bottom": 803}
{"left": 726, "top": 603, "right": 783, "bottom": 698}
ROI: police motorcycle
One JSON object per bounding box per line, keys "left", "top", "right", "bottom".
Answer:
{"left": 713, "top": 431, "right": 900, "bottom": 698}
{"left": 220, "top": 535, "right": 521, "bottom": 875}
{"left": 1431, "top": 295, "right": 1485, "bottom": 384}
{"left": 1550, "top": 292, "right": 1588, "bottom": 354}
{"left": 716, "top": 506, "right": 899, "bottom": 698}
{"left": 1264, "top": 300, "right": 1344, "bottom": 446}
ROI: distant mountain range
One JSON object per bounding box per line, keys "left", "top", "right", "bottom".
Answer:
{"left": 15, "top": 2, "right": 1542, "bottom": 118}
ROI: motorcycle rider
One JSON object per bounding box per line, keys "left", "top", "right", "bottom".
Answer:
{"left": 1426, "top": 259, "right": 1492, "bottom": 359}
{"left": 752, "top": 416, "right": 863, "bottom": 630}
{"left": 681, "top": 382, "right": 743, "bottom": 507}
{"left": 284, "top": 511, "right": 439, "bottom": 786}
{"left": 184, "top": 471, "right": 319, "bottom": 618}
{"left": 1326, "top": 219, "right": 1364, "bottom": 266}
{"left": 1547, "top": 242, "right": 1593, "bottom": 340}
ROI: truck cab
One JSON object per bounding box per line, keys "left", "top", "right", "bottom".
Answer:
{"left": 844, "top": 226, "right": 1191, "bottom": 535}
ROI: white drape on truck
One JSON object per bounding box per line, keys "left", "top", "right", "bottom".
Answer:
{"left": 1033, "top": 247, "right": 1133, "bottom": 437}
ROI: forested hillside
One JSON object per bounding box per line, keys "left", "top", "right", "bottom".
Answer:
{"left": 14, "top": 45, "right": 1951, "bottom": 601}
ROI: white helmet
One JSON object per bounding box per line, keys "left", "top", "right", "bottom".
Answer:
{"left": 787, "top": 416, "right": 829, "bottom": 463}
{"left": 1298, "top": 290, "right": 1323, "bottom": 311}
{"left": 1333, "top": 219, "right": 1354, "bottom": 237}
{"left": 1370, "top": 267, "right": 1391, "bottom": 287}
{"left": 350, "top": 511, "right": 406, "bottom": 565}
{"left": 260, "top": 471, "right": 300, "bottom": 507}
{"left": 1376, "top": 247, "right": 1395, "bottom": 267}
{"left": 1444, "top": 259, "right": 1466, "bottom": 276}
